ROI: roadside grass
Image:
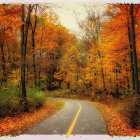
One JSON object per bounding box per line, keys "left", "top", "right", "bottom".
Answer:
{"left": 0, "top": 98, "right": 65, "bottom": 136}
{"left": 45, "top": 89, "right": 90, "bottom": 100}
{"left": 0, "top": 82, "right": 65, "bottom": 136}
{"left": 45, "top": 89, "right": 71, "bottom": 98}
{"left": 0, "top": 82, "right": 46, "bottom": 117}
{"left": 46, "top": 97, "right": 65, "bottom": 110}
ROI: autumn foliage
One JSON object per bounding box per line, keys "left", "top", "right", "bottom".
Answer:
{"left": 0, "top": 3, "right": 140, "bottom": 136}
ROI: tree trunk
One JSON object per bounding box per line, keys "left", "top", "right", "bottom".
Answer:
{"left": 116, "top": 63, "right": 119, "bottom": 98}
{"left": 38, "top": 64, "right": 41, "bottom": 88}
{"left": 31, "top": 5, "right": 37, "bottom": 86}
{"left": 0, "top": 42, "right": 6, "bottom": 82}
{"left": 38, "top": 53, "right": 41, "bottom": 87}
{"left": 130, "top": 4, "right": 139, "bottom": 94}
{"left": 21, "top": 4, "right": 31, "bottom": 112}
{"left": 127, "top": 24, "right": 135, "bottom": 92}
{"left": 26, "top": 60, "right": 29, "bottom": 84}
{"left": 46, "top": 65, "right": 48, "bottom": 89}
{"left": 98, "top": 50, "right": 107, "bottom": 93}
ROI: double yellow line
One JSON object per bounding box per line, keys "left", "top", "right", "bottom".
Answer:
{"left": 66, "top": 103, "right": 82, "bottom": 138}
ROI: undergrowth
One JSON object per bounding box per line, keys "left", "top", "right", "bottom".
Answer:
{"left": 93, "top": 93, "right": 140, "bottom": 129}
{"left": 0, "top": 82, "right": 46, "bottom": 117}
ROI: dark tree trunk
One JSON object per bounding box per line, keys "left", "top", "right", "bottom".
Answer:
{"left": 0, "top": 42, "right": 6, "bottom": 82}
{"left": 21, "top": 4, "right": 31, "bottom": 112}
{"left": 98, "top": 50, "right": 107, "bottom": 93}
{"left": 38, "top": 64, "right": 41, "bottom": 88}
{"left": 130, "top": 4, "right": 139, "bottom": 94}
{"left": 38, "top": 53, "right": 41, "bottom": 88}
{"left": 21, "top": 4, "right": 27, "bottom": 111}
{"left": 31, "top": 5, "right": 37, "bottom": 86}
{"left": 116, "top": 63, "right": 119, "bottom": 98}
{"left": 126, "top": 66, "right": 130, "bottom": 93}
{"left": 127, "top": 24, "right": 135, "bottom": 92}
{"left": 26, "top": 60, "right": 29, "bottom": 84}
{"left": 6, "top": 44, "right": 10, "bottom": 62}
{"left": 67, "top": 82, "right": 70, "bottom": 89}
{"left": 46, "top": 65, "right": 48, "bottom": 89}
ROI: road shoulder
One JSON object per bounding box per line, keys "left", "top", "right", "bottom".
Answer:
{"left": 0, "top": 99, "right": 65, "bottom": 136}
{"left": 92, "top": 102, "right": 140, "bottom": 136}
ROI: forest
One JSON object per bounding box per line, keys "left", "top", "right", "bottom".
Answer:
{"left": 0, "top": 3, "right": 140, "bottom": 136}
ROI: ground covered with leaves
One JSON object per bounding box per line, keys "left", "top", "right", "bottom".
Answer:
{"left": 93, "top": 102, "right": 140, "bottom": 136}
{"left": 0, "top": 99, "right": 64, "bottom": 136}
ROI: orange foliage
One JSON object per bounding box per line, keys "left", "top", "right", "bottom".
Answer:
{"left": 0, "top": 4, "right": 22, "bottom": 42}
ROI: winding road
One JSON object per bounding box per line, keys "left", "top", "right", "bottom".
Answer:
{"left": 23, "top": 98, "right": 108, "bottom": 136}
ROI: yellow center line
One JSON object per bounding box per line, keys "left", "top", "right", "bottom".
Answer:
{"left": 66, "top": 103, "right": 82, "bottom": 138}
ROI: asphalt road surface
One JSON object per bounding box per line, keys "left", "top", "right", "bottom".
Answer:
{"left": 23, "top": 98, "right": 108, "bottom": 136}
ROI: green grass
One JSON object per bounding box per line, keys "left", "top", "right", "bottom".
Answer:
{"left": 46, "top": 97, "right": 65, "bottom": 110}
{"left": 45, "top": 89, "right": 71, "bottom": 98}
{"left": 57, "top": 101, "right": 65, "bottom": 109}
{"left": 116, "top": 105, "right": 123, "bottom": 113}
{"left": 27, "top": 87, "right": 46, "bottom": 109}
{"left": 0, "top": 82, "right": 46, "bottom": 117}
